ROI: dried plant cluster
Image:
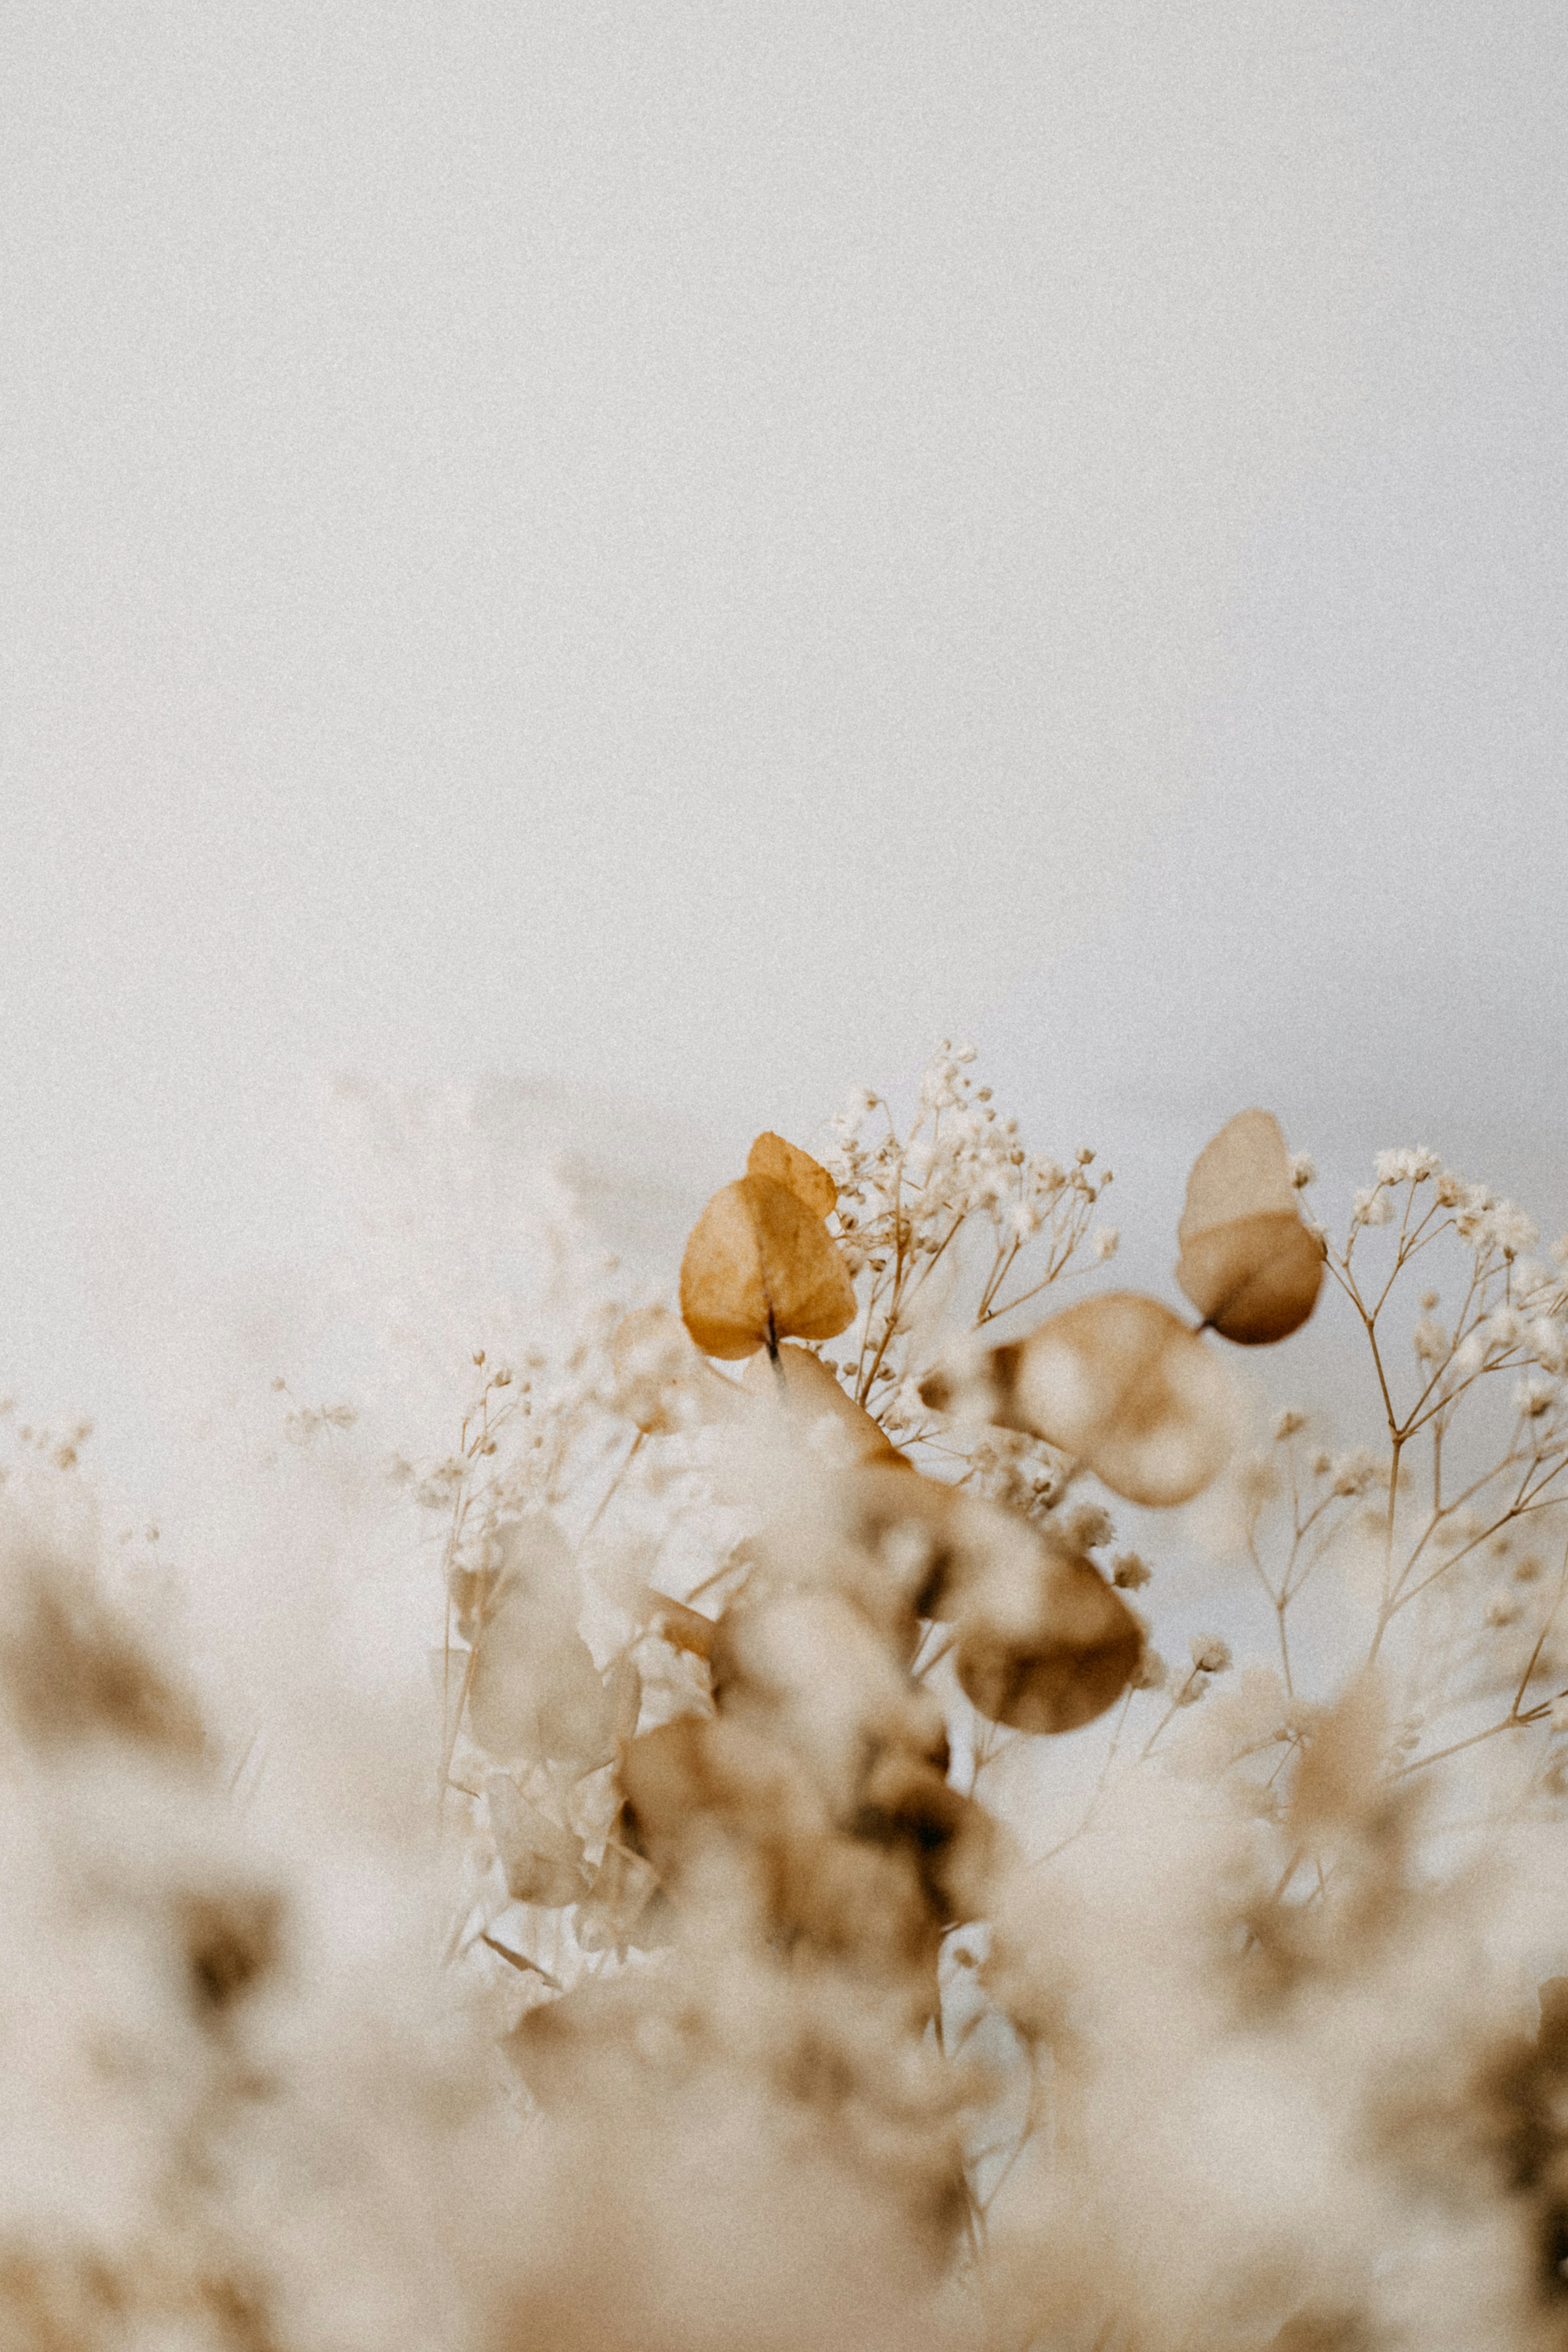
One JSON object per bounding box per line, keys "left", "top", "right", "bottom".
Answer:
{"left": 6, "top": 1048, "right": 1568, "bottom": 2350}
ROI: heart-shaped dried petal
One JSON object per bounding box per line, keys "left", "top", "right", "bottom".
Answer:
{"left": 740, "top": 1342, "right": 907, "bottom": 1466}
{"left": 1176, "top": 1110, "right": 1323, "bottom": 1345}
{"left": 679, "top": 1175, "right": 856, "bottom": 1360}
{"left": 920, "top": 1293, "right": 1234, "bottom": 1508}
{"left": 747, "top": 1130, "right": 838, "bottom": 1219}
{"left": 955, "top": 1541, "right": 1144, "bottom": 1735}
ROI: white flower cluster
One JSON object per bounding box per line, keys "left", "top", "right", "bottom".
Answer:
{"left": 825, "top": 1043, "right": 1110, "bottom": 1268}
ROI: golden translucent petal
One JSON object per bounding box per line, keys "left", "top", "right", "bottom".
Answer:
{"left": 1176, "top": 1109, "right": 1323, "bottom": 1344}
{"left": 920, "top": 1293, "right": 1234, "bottom": 1508}
{"left": 956, "top": 1546, "right": 1144, "bottom": 1734}
{"left": 679, "top": 1175, "right": 855, "bottom": 1360}
{"left": 747, "top": 1130, "right": 838, "bottom": 1219}
{"left": 739, "top": 1341, "right": 907, "bottom": 1465}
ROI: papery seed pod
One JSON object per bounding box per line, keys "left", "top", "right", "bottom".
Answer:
{"left": 746, "top": 1130, "right": 838, "bottom": 1219}
{"left": 1176, "top": 1109, "right": 1324, "bottom": 1344}
{"left": 680, "top": 1175, "right": 856, "bottom": 1360}
{"left": 853, "top": 1750, "right": 1006, "bottom": 1927}
{"left": 955, "top": 1542, "right": 1144, "bottom": 1734}
{"left": 739, "top": 1341, "right": 909, "bottom": 1467}
{"left": 1288, "top": 1671, "right": 1390, "bottom": 1845}
{"left": 919, "top": 1293, "right": 1235, "bottom": 1507}
{"left": 486, "top": 1775, "right": 592, "bottom": 1908}
{"left": 708, "top": 1587, "right": 947, "bottom": 1814}
{"left": 824, "top": 1463, "right": 1044, "bottom": 1627}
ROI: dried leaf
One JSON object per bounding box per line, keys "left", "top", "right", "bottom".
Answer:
{"left": 746, "top": 1130, "right": 838, "bottom": 1219}
{"left": 679, "top": 1175, "right": 855, "bottom": 1360}
{"left": 1176, "top": 1109, "right": 1323, "bottom": 1344}
{"left": 739, "top": 1342, "right": 908, "bottom": 1466}
{"left": 920, "top": 1293, "right": 1235, "bottom": 1508}
{"left": 955, "top": 1538, "right": 1144, "bottom": 1734}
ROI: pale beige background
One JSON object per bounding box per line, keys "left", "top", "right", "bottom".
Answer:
{"left": 4, "top": 3, "right": 1565, "bottom": 1471}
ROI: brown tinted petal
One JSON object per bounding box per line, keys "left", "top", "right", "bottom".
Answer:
{"left": 680, "top": 1176, "right": 855, "bottom": 1359}
{"left": 1176, "top": 1110, "right": 1324, "bottom": 1344}
{"left": 955, "top": 1546, "right": 1144, "bottom": 1735}
{"left": 830, "top": 1465, "right": 1041, "bottom": 1625}
{"left": 746, "top": 1130, "right": 838, "bottom": 1219}
{"left": 1289, "top": 1672, "right": 1389, "bottom": 1844}
{"left": 740, "top": 1342, "right": 908, "bottom": 1466}
{"left": 925, "top": 1294, "right": 1234, "bottom": 1508}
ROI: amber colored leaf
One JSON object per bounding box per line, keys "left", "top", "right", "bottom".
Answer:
{"left": 955, "top": 1541, "right": 1144, "bottom": 1735}
{"left": 1176, "top": 1109, "right": 1323, "bottom": 1345}
{"left": 679, "top": 1175, "right": 855, "bottom": 1360}
{"left": 740, "top": 1341, "right": 908, "bottom": 1466}
{"left": 747, "top": 1130, "right": 838, "bottom": 1219}
{"left": 920, "top": 1292, "right": 1234, "bottom": 1508}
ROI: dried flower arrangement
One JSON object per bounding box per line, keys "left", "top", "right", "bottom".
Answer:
{"left": 4, "top": 1045, "right": 1568, "bottom": 2350}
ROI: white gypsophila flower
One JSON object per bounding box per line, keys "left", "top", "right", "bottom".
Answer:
{"left": 1485, "top": 1592, "right": 1523, "bottom": 1628}
{"left": 1090, "top": 1225, "right": 1120, "bottom": 1262}
{"left": 1061, "top": 1502, "right": 1115, "bottom": 1552}
{"left": 1375, "top": 1146, "right": 1441, "bottom": 1185}
{"left": 1330, "top": 1448, "right": 1381, "bottom": 1497}
{"left": 1449, "top": 1333, "right": 1486, "bottom": 1378}
{"left": 1482, "top": 1306, "right": 1524, "bottom": 1350}
{"left": 1189, "top": 1633, "right": 1232, "bottom": 1675}
{"left": 1489, "top": 1199, "right": 1541, "bottom": 1258}
{"left": 1110, "top": 1551, "right": 1152, "bottom": 1591}
{"left": 1412, "top": 1317, "right": 1449, "bottom": 1362}
{"left": 1514, "top": 1375, "right": 1556, "bottom": 1421}
{"left": 1287, "top": 1150, "right": 1315, "bottom": 1188}
{"left": 1527, "top": 1318, "right": 1567, "bottom": 1374}
{"left": 1352, "top": 1186, "right": 1394, "bottom": 1227}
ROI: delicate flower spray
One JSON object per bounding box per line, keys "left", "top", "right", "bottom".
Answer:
{"left": 5, "top": 1051, "right": 1568, "bottom": 2349}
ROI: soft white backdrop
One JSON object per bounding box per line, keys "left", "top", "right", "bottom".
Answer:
{"left": 4, "top": 2, "right": 1565, "bottom": 1477}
